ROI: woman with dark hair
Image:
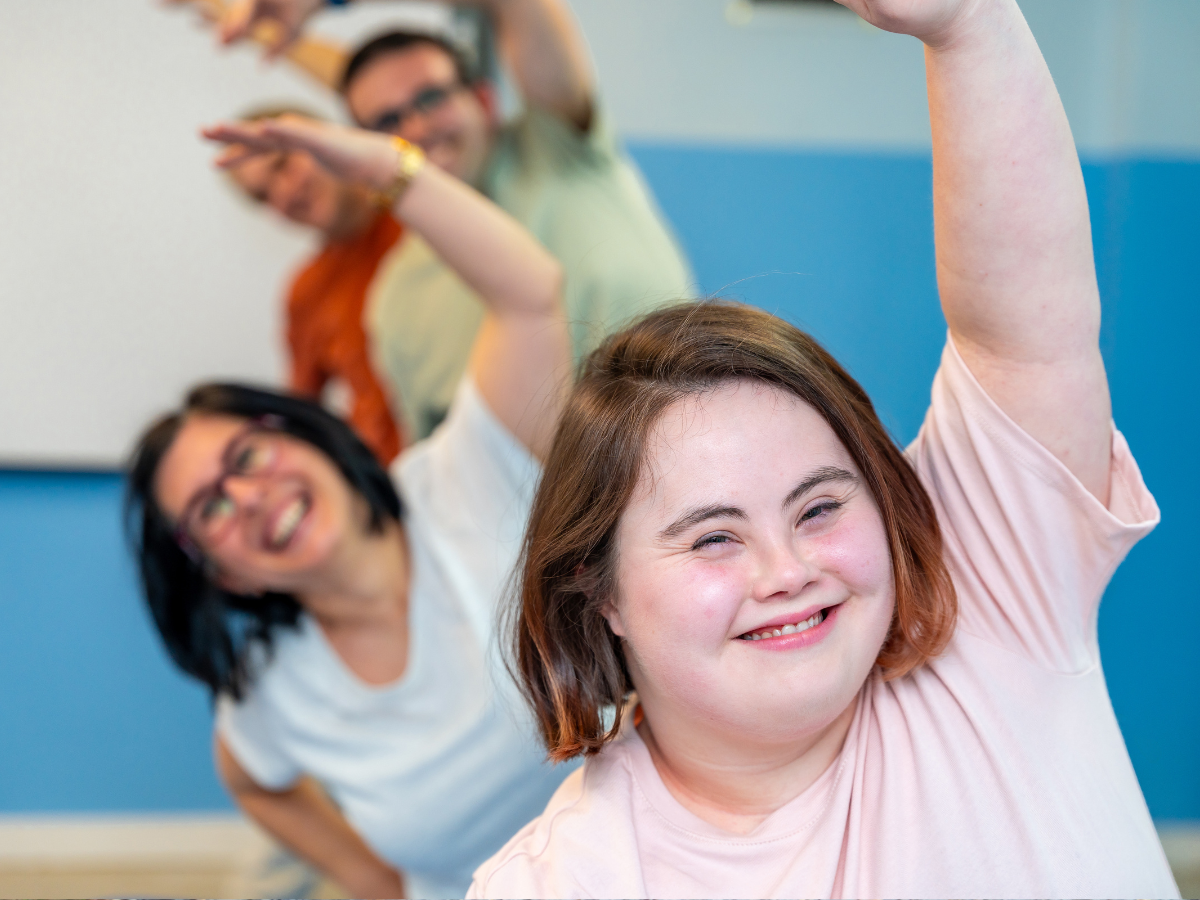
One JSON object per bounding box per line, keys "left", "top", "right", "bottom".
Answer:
{"left": 128, "top": 117, "right": 573, "bottom": 899}
{"left": 470, "top": 0, "right": 1179, "bottom": 897}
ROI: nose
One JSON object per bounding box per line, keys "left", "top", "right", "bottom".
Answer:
{"left": 396, "top": 111, "right": 433, "bottom": 146}
{"left": 267, "top": 161, "right": 306, "bottom": 215}
{"left": 221, "top": 474, "right": 267, "bottom": 512}
{"left": 748, "top": 536, "right": 819, "bottom": 603}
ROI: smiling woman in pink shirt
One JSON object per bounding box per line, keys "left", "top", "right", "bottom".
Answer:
{"left": 467, "top": 0, "right": 1181, "bottom": 897}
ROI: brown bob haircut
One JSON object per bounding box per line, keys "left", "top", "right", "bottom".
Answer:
{"left": 512, "top": 301, "right": 957, "bottom": 763}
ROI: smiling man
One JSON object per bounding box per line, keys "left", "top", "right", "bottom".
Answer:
{"left": 214, "top": 0, "right": 695, "bottom": 439}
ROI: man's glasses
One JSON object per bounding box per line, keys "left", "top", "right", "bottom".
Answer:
{"left": 365, "top": 82, "right": 463, "bottom": 135}
{"left": 174, "top": 416, "right": 285, "bottom": 562}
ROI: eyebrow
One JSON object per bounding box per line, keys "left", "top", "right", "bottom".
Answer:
{"left": 781, "top": 466, "right": 858, "bottom": 510}
{"left": 656, "top": 466, "right": 859, "bottom": 542}
{"left": 657, "top": 504, "right": 748, "bottom": 541}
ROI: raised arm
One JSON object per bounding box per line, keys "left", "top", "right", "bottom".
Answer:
{"left": 204, "top": 116, "right": 569, "bottom": 458}
{"left": 475, "top": 0, "right": 594, "bottom": 130}
{"left": 165, "top": 0, "right": 347, "bottom": 89}
{"left": 839, "top": 0, "right": 1112, "bottom": 502}
{"left": 217, "top": 0, "right": 594, "bottom": 128}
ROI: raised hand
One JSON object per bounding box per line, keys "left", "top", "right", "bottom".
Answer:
{"left": 833, "top": 0, "right": 989, "bottom": 47}
{"left": 217, "top": 0, "right": 326, "bottom": 57}
{"left": 204, "top": 116, "right": 398, "bottom": 191}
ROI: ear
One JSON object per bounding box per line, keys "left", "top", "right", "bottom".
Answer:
{"left": 599, "top": 598, "right": 627, "bottom": 638}
{"left": 472, "top": 81, "right": 499, "bottom": 124}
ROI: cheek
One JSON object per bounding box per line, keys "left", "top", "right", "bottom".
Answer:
{"left": 814, "top": 510, "right": 893, "bottom": 596}
{"left": 616, "top": 553, "right": 748, "bottom": 667}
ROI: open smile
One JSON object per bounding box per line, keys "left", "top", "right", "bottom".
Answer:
{"left": 736, "top": 604, "right": 841, "bottom": 648}
{"left": 263, "top": 492, "right": 311, "bottom": 552}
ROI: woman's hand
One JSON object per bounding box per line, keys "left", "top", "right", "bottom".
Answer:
{"left": 833, "top": 0, "right": 990, "bottom": 48}
{"left": 204, "top": 116, "right": 397, "bottom": 191}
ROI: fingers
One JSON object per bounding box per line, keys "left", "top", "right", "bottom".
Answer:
{"left": 202, "top": 117, "right": 323, "bottom": 164}
{"left": 202, "top": 121, "right": 285, "bottom": 163}
{"left": 218, "top": 0, "right": 257, "bottom": 45}
{"left": 263, "top": 23, "right": 300, "bottom": 60}
{"left": 212, "top": 143, "right": 262, "bottom": 169}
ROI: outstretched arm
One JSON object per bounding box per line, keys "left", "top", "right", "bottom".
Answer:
{"left": 165, "top": 0, "right": 347, "bottom": 89}
{"left": 839, "top": 0, "right": 1111, "bottom": 503}
{"left": 474, "top": 0, "right": 594, "bottom": 130}
{"left": 215, "top": 736, "right": 405, "bottom": 899}
{"left": 217, "top": 0, "right": 594, "bottom": 128}
{"left": 204, "top": 116, "right": 569, "bottom": 459}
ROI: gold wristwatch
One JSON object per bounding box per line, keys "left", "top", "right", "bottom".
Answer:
{"left": 376, "top": 137, "right": 426, "bottom": 209}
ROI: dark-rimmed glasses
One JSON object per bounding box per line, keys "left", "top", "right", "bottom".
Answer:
{"left": 174, "top": 416, "right": 285, "bottom": 562}
{"left": 364, "top": 81, "right": 465, "bottom": 135}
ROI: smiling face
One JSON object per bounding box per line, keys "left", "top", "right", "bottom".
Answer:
{"left": 228, "top": 148, "right": 350, "bottom": 234}
{"left": 605, "top": 379, "right": 895, "bottom": 748}
{"left": 344, "top": 43, "right": 494, "bottom": 184}
{"left": 153, "top": 413, "right": 362, "bottom": 595}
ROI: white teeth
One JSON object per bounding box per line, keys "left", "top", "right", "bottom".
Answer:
{"left": 740, "top": 610, "right": 828, "bottom": 641}
{"left": 271, "top": 497, "right": 307, "bottom": 547}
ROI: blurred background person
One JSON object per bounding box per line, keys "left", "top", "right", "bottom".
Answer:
{"left": 129, "top": 116, "right": 574, "bottom": 899}
{"left": 225, "top": 107, "right": 407, "bottom": 464}
{"left": 177, "top": 0, "right": 695, "bottom": 438}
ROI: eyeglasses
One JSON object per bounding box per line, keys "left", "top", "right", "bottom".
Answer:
{"left": 174, "top": 416, "right": 285, "bottom": 562}
{"left": 365, "top": 81, "right": 464, "bottom": 135}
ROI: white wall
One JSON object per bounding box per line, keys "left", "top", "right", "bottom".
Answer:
{"left": 0, "top": 0, "right": 462, "bottom": 467}
{"left": 570, "top": 0, "right": 1200, "bottom": 157}
{"left": 1, "top": 0, "right": 1196, "bottom": 466}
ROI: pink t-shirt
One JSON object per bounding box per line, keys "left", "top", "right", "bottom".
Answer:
{"left": 468, "top": 339, "right": 1179, "bottom": 900}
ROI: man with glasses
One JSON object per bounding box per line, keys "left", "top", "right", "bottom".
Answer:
{"left": 210, "top": 0, "right": 695, "bottom": 439}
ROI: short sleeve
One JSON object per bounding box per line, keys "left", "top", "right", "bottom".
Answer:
{"left": 214, "top": 691, "right": 303, "bottom": 791}
{"left": 512, "top": 102, "right": 620, "bottom": 172}
{"left": 906, "top": 336, "right": 1159, "bottom": 672}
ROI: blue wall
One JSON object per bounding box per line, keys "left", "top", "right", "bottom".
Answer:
{"left": 1, "top": 147, "right": 1196, "bottom": 818}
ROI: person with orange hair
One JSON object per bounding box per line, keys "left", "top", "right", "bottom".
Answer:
{"left": 224, "top": 119, "right": 406, "bottom": 464}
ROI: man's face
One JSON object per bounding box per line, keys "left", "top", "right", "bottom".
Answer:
{"left": 345, "top": 43, "right": 495, "bottom": 185}
{"left": 229, "top": 148, "right": 348, "bottom": 234}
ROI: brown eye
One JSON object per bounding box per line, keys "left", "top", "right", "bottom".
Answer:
{"left": 232, "top": 437, "right": 273, "bottom": 475}
{"left": 801, "top": 501, "right": 842, "bottom": 522}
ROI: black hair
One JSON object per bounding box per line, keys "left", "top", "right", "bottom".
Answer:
{"left": 125, "top": 383, "right": 402, "bottom": 700}
{"left": 340, "top": 29, "right": 480, "bottom": 95}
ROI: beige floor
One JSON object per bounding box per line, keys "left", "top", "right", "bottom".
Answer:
{"left": 1, "top": 814, "right": 1197, "bottom": 898}
{"left": 0, "top": 814, "right": 344, "bottom": 899}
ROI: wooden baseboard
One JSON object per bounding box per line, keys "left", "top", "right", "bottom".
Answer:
{"left": 1, "top": 813, "right": 1196, "bottom": 899}
{"left": 1160, "top": 822, "right": 1200, "bottom": 899}
{"left": 0, "top": 813, "right": 344, "bottom": 899}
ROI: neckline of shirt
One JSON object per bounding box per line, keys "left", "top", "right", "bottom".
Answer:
{"left": 617, "top": 691, "right": 863, "bottom": 845}
{"left": 302, "top": 528, "right": 431, "bottom": 700}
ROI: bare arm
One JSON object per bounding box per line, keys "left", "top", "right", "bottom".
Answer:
{"left": 839, "top": 0, "right": 1111, "bottom": 502}
{"left": 204, "top": 116, "right": 569, "bottom": 458}
{"left": 166, "top": 0, "right": 347, "bottom": 89}
{"left": 476, "top": 0, "right": 595, "bottom": 129}
{"left": 214, "top": 735, "right": 405, "bottom": 899}
{"left": 217, "top": 0, "right": 594, "bottom": 128}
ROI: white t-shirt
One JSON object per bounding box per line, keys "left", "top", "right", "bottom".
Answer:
{"left": 217, "top": 379, "right": 578, "bottom": 899}
{"left": 468, "top": 339, "right": 1179, "bottom": 900}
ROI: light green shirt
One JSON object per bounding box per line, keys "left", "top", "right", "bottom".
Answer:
{"left": 366, "top": 105, "right": 695, "bottom": 440}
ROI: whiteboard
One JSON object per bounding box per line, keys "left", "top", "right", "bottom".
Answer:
{"left": 0, "top": 0, "right": 461, "bottom": 468}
